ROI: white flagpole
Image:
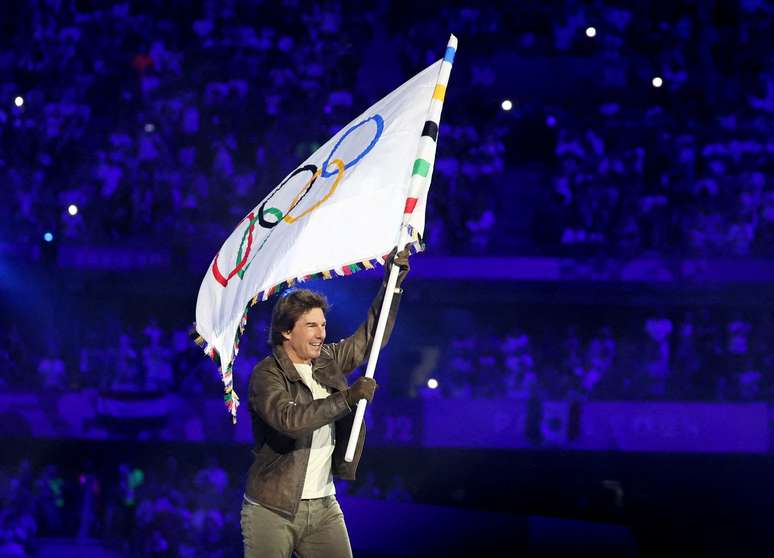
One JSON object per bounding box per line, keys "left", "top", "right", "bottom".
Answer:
{"left": 345, "top": 34, "right": 457, "bottom": 462}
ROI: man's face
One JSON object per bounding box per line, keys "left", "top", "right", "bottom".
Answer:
{"left": 282, "top": 307, "right": 326, "bottom": 364}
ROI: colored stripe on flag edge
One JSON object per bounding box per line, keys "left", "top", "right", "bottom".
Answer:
{"left": 192, "top": 227, "right": 425, "bottom": 422}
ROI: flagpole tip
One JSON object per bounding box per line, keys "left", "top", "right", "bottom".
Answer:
{"left": 448, "top": 34, "right": 458, "bottom": 49}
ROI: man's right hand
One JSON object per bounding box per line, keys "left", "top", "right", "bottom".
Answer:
{"left": 345, "top": 377, "right": 378, "bottom": 408}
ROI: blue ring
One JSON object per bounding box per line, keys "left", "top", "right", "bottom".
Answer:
{"left": 321, "top": 114, "right": 384, "bottom": 178}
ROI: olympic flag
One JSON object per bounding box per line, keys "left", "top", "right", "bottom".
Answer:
{"left": 195, "top": 35, "right": 457, "bottom": 422}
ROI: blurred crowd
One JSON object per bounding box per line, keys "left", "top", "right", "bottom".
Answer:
{"left": 2, "top": 1, "right": 774, "bottom": 257}
{"left": 0, "top": 456, "right": 245, "bottom": 557}
{"left": 2, "top": 305, "right": 772, "bottom": 404}
{"left": 0, "top": 0, "right": 504, "bottom": 255}
{"left": 0, "top": 455, "right": 411, "bottom": 558}
{"left": 0, "top": 315, "right": 219, "bottom": 395}
{"left": 414, "top": 306, "right": 774, "bottom": 403}
{"left": 533, "top": 106, "right": 774, "bottom": 257}
{"left": 526, "top": 2, "right": 774, "bottom": 257}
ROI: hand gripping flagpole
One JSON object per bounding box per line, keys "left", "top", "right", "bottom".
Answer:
{"left": 345, "top": 34, "right": 457, "bottom": 462}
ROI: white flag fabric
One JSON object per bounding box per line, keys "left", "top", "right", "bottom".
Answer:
{"left": 194, "top": 46, "right": 455, "bottom": 420}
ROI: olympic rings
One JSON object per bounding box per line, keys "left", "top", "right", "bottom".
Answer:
{"left": 212, "top": 211, "right": 257, "bottom": 287}
{"left": 257, "top": 164, "right": 319, "bottom": 228}
{"left": 235, "top": 213, "right": 261, "bottom": 279}
{"left": 211, "top": 114, "right": 384, "bottom": 288}
{"left": 256, "top": 114, "right": 383, "bottom": 226}
{"left": 320, "top": 114, "right": 383, "bottom": 178}
{"left": 284, "top": 159, "right": 344, "bottom": 223}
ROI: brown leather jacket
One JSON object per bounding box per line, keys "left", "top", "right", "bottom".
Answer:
{"left": 244, "top": 282, "right": 402, "bottom": 518}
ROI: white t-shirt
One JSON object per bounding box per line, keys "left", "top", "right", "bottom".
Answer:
{"left": 294, "top": 362, "right": 337, "bottom": 499}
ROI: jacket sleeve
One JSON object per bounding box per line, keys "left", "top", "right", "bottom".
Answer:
{"left": 321, "top": 281, "right": 403, "bottom": 375}
{"left": 249, "top": 366, "right": 351, "bottom": 439}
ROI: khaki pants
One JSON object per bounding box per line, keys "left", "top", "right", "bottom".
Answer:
{"left": 240, "top": 496, "right": 353, "bottom": 558}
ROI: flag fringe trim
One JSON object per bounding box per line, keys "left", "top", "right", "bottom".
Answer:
{"left": 193, "top": 225, "right": 424, "bottom": 422}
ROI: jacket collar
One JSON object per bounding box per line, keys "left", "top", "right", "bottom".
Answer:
{"left": 272, "top": 345, "right": 311, "bottom": 382}
{"left": 272, "top": 345, "right": 345, "bottom": 391}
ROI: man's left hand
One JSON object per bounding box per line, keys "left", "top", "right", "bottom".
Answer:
{"left": 384, "top": 246, "right": 410, "bottom": 287}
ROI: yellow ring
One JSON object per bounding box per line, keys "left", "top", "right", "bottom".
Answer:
{"left": 284, "top": 159, "right": 345, "bottom": 223}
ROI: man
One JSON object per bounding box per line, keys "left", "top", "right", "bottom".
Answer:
{"left": 241, "top": 249, "right": 409, "bottom": 557}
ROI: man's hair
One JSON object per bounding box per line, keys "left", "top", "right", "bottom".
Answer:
{"left": 269, "top": 289, "right": 330, "bottom": 346}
